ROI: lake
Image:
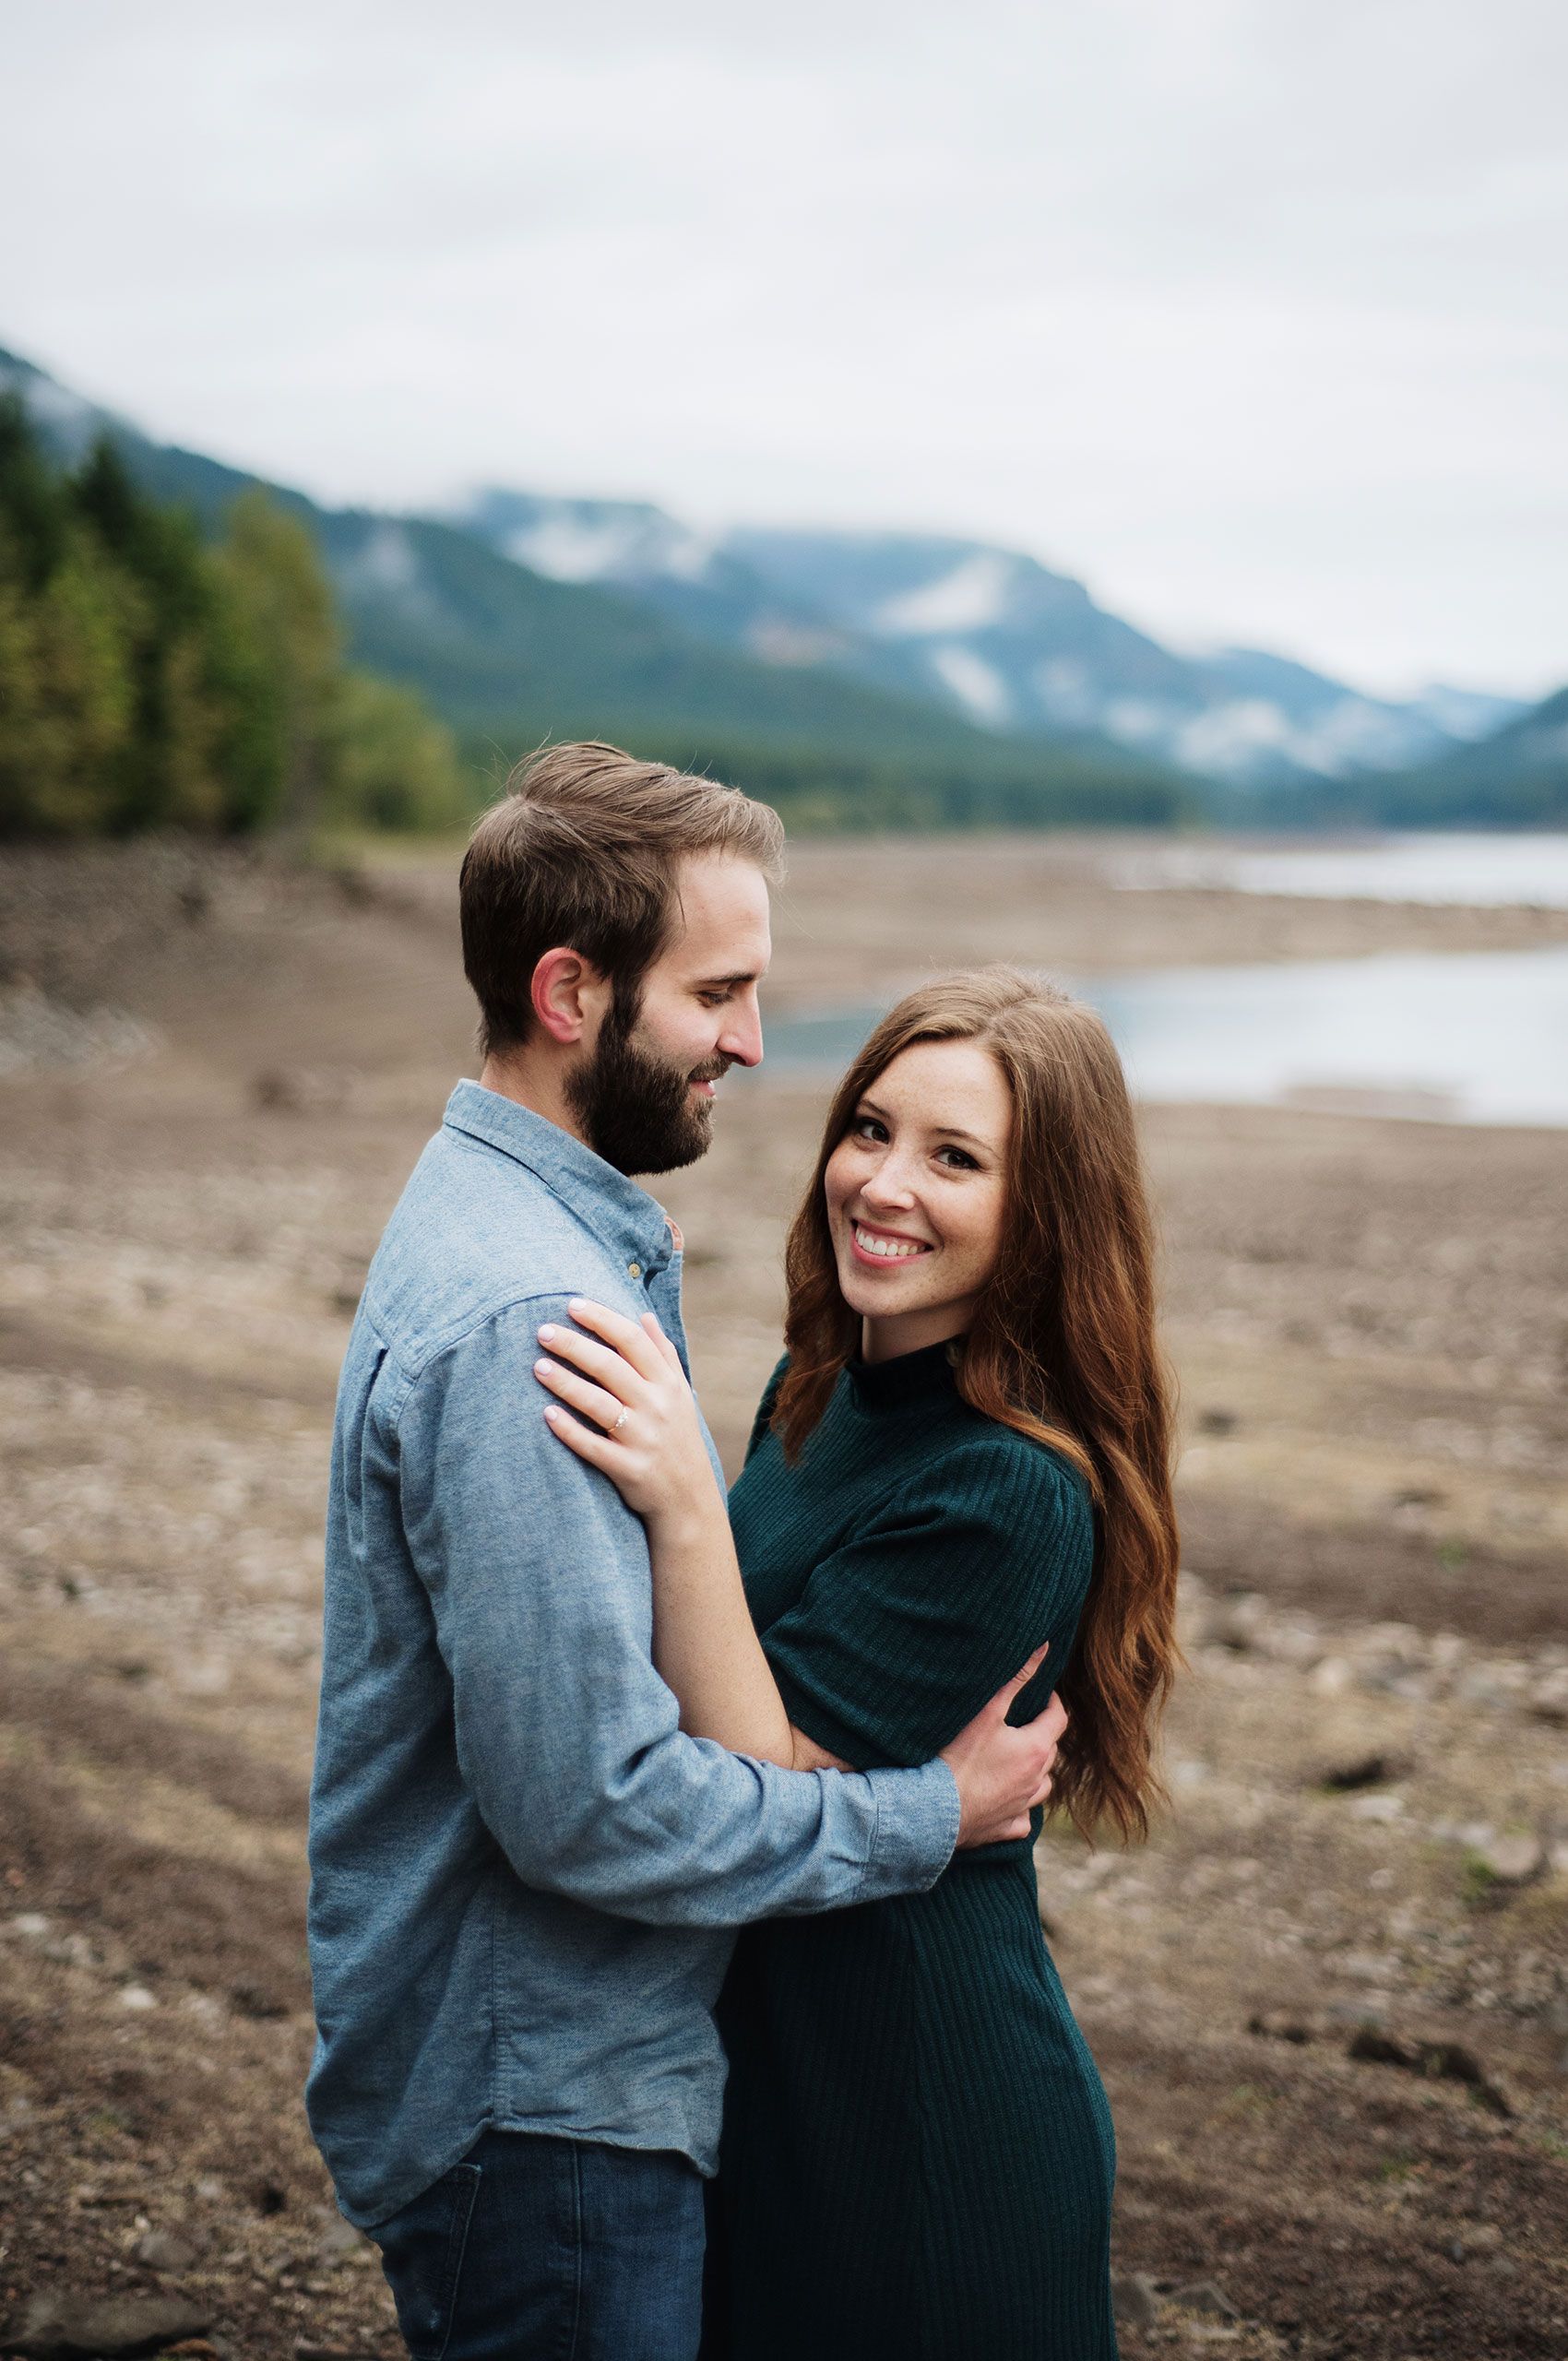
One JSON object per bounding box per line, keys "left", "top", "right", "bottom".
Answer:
{"left": 1103, "top": 832, "right": 1568, "bottom": 908}
{"left": 752, "top": 944, "right": 1568, "bottom": 1129}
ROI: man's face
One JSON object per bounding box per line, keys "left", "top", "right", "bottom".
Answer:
{"left": 565, "top": 853, "right": 771, "bottom": 1175}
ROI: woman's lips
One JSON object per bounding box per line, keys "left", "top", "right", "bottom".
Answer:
{"left": 848, "top": 1218, "right": 934, "bottom": 1269}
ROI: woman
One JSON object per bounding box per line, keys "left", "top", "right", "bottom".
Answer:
{"left": 534, "top": 967, "right": 1181, "bottom": 2360}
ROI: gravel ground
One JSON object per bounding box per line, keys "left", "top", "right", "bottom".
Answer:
{"left": 0, "top": 838, "right": 1563, "bottom": 2360}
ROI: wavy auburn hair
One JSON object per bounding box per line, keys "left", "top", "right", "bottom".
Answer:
{"left": 774, "top": 967, "right": 1181, "bottom": 1844}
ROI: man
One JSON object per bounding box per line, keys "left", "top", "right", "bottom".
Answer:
{"left": 306, "top": 743, "right": 1066, "bottom": 2361}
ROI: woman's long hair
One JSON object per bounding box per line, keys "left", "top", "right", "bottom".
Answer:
{"left": 775, "top": 967, "right": 1181, "bottom": 1845}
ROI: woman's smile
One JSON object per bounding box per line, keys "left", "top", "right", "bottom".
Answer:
{"left": 849, "top": 1217, "right": 934, "bottom": 1266}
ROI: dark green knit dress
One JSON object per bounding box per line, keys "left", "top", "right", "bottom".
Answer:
{"left": 701, "top": 1340, "right": 1119, "bottom": 2361}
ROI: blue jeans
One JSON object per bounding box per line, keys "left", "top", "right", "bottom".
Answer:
{"left": 369, "top": 2127, "right": 706, "bottom": 2361}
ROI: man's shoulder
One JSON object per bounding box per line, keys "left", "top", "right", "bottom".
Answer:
{"left": 362, "top": 1125, "right": 630, "bottom": 1382}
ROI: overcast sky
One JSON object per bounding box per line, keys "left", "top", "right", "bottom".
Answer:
{"left": 4, "top": 0, "right": 1564, "bottom": 698}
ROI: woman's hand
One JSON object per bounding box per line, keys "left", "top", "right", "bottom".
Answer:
{"left": 535, "top": 1299, "right": 723, "bottom": 1530}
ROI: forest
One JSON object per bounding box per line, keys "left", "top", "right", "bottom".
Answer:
{"left": 0, "top": 397, "right": 468, "bottom": 838}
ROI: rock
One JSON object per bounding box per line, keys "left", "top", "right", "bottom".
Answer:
{"left": 1529, "top": 1667, "right": 1568, "bottom": 1724}
{"left": 116, "top": 1985, "right": 157, "bottom": 2011}
{"left": 1323, "top": 1998, "right": 1389, "bottom": 2032}
{"left": 1346, "top": 2027, "right": 1513, "bottom": 2116}
{"left": 1248, "top": 2010, "right": 1317, "bottom": 2045}
{"left": 252, "top": 1066, "right": 356, "bottom": 1114}
{"left": 1478, "top": 1833, "right": 1546, "bottom": 1885}
{"left": 230, "top": 1981, "right": 288, "bottom": 2021}
{"left": 131, "top": 2228, "right": 197, "bottom": 2272}
{"left": 1174, "top": 1572, "right": 1215, "bottom": 1649}
{"left": 1348, "top": 2026, "right": 1420, "bottom": 2070}
{"left": 1338, "top": 1949, "right": 1398, "bottom": 1984}
{"left": 1456, "top": 1667, "right": 1514, "bottom": 1708}
{"left": 2, "top": 2290, "right": 209, "bottom": 2357}
{"left": 1170, "top": 2279, "right": 1239, "bottom": 2319}
{"left": 1309, "top": 1655, "right": 1354, "bottom": 1697}
{"left": 1111, "top": 2272, "right": 1159, "bottom": 2329}
{"left": 1319, "top": 1753, "right": 1398, "bottom": 1793}
{"left": 1207, "top": 1592, "right": 1268, "bottom": 1653}
{"left": 1256, "top": 1619, "right": 1324, "bottom": 1668}
{"left": 1348, "top": 1791, "right": 1405, "bottom": 1822}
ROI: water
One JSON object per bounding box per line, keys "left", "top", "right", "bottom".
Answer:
{"left": 752, "top": 946, "right": 1568, "bottom": 1128}
{"left": 1105, "top": 832, "right": 1568, "bottom": 908}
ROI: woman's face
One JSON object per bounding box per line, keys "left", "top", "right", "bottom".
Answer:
{"left": 823, "top": 1038, "right": 1013, "bottom": 1361}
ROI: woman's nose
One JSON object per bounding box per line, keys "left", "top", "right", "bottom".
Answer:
{"left": 862, "top": 1162, "right": 918, "bottom": 1206}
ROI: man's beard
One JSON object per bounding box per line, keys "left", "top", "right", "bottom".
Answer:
{"left": 564, "top": 994, "right": 729, "bottom": 1177}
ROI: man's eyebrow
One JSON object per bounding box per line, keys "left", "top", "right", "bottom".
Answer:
{"left": 858, "top": 1096, "right": 994, "bottom": 1153}
{"left": 694, "top": 967, "right": 765, "bottom": 990}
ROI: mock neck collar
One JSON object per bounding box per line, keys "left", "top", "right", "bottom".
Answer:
{"left": 843, "top": 1335, "right": 964, "bottom": 1412}
{"left": 442, "top": 1080, "right": 679, "bottom": 1275}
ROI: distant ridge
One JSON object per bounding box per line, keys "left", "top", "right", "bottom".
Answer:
{"left": 1340, "top": 684, "right": 1568, "bottom": 826}
{"left": 452, "top": 492, "right": 1527, "bottom": 792}
{"left": 6, "top": 341, "right": 1554, "bottom": 828}
{"left": 0, "top": 343, "right": 1194, "bottom": 829}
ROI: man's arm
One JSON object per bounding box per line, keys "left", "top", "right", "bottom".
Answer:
{"left": 395, "top": 1299, "right": 958, "bottom": 1927}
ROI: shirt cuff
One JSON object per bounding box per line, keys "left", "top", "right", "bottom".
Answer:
{"left": 856, "top": 1758, "right": 961, "bottom": 1900}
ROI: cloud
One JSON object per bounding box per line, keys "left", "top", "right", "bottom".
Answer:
{"left": 3, "top": 0, "right": 1563, "bottom": 694}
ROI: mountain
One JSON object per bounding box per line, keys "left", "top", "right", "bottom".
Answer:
{"left": 12, "top": 339, "right": 1539, "bottom": 828}
{"left": 452, "top": 495, "right": 1527, "bottom": 791}
{"left": 0, "top": 344, "right": 1190, "bottom": 829}
{"left": 1349, "top": 683, "right": 1568, "bottom": 826}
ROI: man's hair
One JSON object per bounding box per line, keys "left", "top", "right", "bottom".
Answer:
{"left": 459, "top": 742, "right": 785, "bottom": 1060}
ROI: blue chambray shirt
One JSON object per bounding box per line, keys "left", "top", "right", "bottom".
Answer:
{"left": 305, "top": 1081, "right": 959, "bottom": 2227}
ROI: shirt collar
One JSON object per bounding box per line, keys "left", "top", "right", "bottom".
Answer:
{"left": 443, "top": 1080, "right": 679, "bottom": 1278}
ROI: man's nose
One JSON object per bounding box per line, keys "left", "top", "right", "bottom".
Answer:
{"left": 718, "top": 999, "right": 764, "bottom": 1070}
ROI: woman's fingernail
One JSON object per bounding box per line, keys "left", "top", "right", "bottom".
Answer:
{"left": 567, "top": 1299, "right": 588, "bottom": 1315}
{"left": 543, "top": 1406, "right": 560, "bottom": 1420}
{"left": 539, "top": 1324, "right": 557, "bottom": 1341}
{"left": 534, "top": 1360, "right": 551, "bottom": 1376}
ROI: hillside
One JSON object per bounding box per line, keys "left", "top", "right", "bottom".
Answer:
{"left": 452, "top": 492, "right": 1526, "bottom": 791}
{"left": 1364, "top": 684, "right": 1568, "bottom": 826}
{"left": 0, "top": 346, "right": 1191, "bottom": 829}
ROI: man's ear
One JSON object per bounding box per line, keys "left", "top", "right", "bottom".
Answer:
{"left": 530, "top": 946, "right": 607, "bottom": 1045}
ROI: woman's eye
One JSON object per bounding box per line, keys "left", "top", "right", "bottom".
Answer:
{"left": 851, "top": 1116, "right": 888, "bottom": 1142}
{"left": 937, "top": 1146, "right": 979, "bottom": 1170}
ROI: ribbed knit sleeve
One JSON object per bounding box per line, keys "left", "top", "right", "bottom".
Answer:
{"left": 757, "top": 1433, "right": 1094, "bottom": 1774}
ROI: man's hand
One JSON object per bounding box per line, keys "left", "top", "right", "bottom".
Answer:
{"left": 941, "top": 1647, "right": 1068, "bottom": 1846}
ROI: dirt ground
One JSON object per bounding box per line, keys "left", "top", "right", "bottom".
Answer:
{"left": 0, "top": 836, "right": 1565, "bottom": 2360}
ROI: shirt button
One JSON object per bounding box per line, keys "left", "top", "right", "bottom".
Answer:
{"left": 627, "top": 1262, "right": 641, "bottom": 1279}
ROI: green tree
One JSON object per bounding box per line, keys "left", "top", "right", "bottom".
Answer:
{"left": 213, "top": 489, "right": 341, "bottom": 832}
{"left": 0, "top": 407, "right": 472, "bottom": 840}
{"left": 324, "top": 670, "right": 469, "bottom": 832}
{"left": 0, "top": 395, "right": 69, "bottom": 590}
{"left": 74, "top": 437, "right": 238, "bottom": 829}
